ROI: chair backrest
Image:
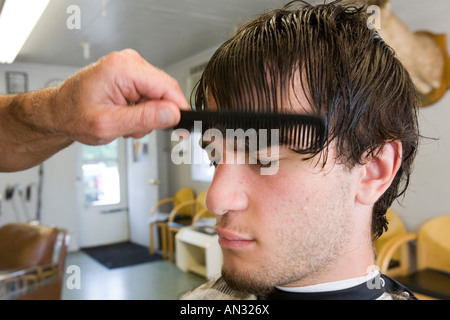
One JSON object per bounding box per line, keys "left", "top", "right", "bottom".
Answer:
{"left": 174, "top": 188, "right": 195, "bottom": 216}
{"left": 195, "top": 190, "right": 207, "bottom": 210}
{"left": 0, "top": 223, "right": 60, "bottom": 269}
{"left": 374, "top": 209, "right": 406, "bottom": 258}
{"left": 0, "top": 222, "right": 68, "bottom": 299}
{"left": 417, "top": 215, "right": 450, "bottom": 272}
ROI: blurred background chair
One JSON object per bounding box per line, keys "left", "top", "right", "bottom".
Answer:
{"left": 377, "top": 215, "right": 450, "bottom": 300}
{"left": 374, "top": 209, "right": 413, "bottom": 277}
{"left": 0, "top": 222, "right": 68, "bottom": 300}
{"left": 148, "top": 187, "right": 195, "bottom": 259}
{"left": 167, "top": 190, "right": 215, "bottom": 263}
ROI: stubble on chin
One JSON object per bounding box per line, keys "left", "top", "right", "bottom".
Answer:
{"left": 221, "top": 261, "right": 276, "bottom": 297}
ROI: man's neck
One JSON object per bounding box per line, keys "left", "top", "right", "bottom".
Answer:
{"left": 282, "top": 233, "right": 375, "bottom": 288}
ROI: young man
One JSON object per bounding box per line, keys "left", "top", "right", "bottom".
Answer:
{"left": 181, "top": 0, "right": 419, "bottom": 300}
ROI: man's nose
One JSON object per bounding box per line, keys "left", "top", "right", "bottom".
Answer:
{"left": 205, "top": 163, "right": 249, "bottom": 216}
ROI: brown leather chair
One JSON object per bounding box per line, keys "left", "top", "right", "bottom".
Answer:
{"left": 0, "top": 222, "right": 68, "bottom": 300}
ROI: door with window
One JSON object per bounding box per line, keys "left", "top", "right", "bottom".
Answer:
{"left": 78, "top": 138, "right": 129, "bottom": 248}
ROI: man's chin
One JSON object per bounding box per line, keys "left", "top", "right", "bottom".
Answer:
{"left": 221, "top": 265, "right": 275, "bottom": 297}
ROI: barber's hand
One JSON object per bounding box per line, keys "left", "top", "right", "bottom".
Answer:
{"left": 52, "top": 49, "right": 189, "bottom": 145}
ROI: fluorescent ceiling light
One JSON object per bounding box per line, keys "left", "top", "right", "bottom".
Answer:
{"left": 0, "top": 0, "right": 51, "bottom": 64}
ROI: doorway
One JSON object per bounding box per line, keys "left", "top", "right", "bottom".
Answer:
{"left": 78, "top": 138, "right": 129, "bottom": 247}
{"left": 77, "top": 132, "right": 163, "bottom": 248}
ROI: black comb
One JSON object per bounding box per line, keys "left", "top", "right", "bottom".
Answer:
{"left": 174, "top": 110, "right": 326, "bottom": 153}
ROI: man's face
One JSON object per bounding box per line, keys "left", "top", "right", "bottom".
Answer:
{"left": 203, "top": 88, "right": 362, "bottom": 295}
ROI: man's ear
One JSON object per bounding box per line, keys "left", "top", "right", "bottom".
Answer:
{"left": 356, "top": 141, "right": 402, "bottom": 206}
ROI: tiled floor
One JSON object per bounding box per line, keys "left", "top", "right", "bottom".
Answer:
{"left": 62, "top": 251, "right": 206, "bottom": 300}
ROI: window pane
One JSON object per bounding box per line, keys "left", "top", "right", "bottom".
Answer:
{"left": 82, "top": 142, "right": 121, "bottom": 206}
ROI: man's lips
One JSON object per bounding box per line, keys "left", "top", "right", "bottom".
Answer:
{"left": 215, "top": 227, "right": 255, "bottom": 249}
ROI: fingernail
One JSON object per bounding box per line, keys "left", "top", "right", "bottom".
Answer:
{"left": 158, "top": 108, "right": 176, "bottom": 126}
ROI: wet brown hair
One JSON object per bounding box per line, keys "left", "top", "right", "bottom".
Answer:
{"left": 193, "top": 0, "right": 420, "bottom": 239}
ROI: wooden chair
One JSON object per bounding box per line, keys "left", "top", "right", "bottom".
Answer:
{"left": 167, "top": 190, "right": 215, "bottom": 262}
{"left": 377, "top": 215, "right": 450, "bottom": 300}
{"left": 374, "top": 209, "right": 412, "bottom": 277}
{"left": 148, "top": 187, "right": 195, "bottom": 259}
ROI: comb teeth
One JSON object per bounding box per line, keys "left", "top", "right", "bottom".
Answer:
{"left": 174, "top": 110, "right": 326, "bottom": 153}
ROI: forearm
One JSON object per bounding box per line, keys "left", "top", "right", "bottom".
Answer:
{"left": 0, "top": 49, "right": 188, "bottom": 172}
{"left": 0, "top": 88, "right": 73, "bottom": 172}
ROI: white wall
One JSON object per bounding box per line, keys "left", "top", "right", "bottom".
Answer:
{"left": 389, "top": 0, "right": 450, "bottom": 231}
{"left": 0, "top": 62, "right": 80, "bottom": 250}
{"left": 391, "top": 94, "right": 450, "bottom": 231}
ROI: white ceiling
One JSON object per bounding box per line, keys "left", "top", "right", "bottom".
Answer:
{"left": 13, "top": 0, "right": 285, "bottom": 68}
{"left": 5, "top": 0, "right": 450, "bottom": 69}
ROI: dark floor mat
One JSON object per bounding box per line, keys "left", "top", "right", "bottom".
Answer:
{"left": 81, "top": 241, "right": 162, "bottom": 269}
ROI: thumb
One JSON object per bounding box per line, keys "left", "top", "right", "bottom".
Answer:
{"left": 153, "top": 102, "right": 182, "bottom": 128}
{"left": 116, "top": 100, "right": 182, "bottom": 135}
